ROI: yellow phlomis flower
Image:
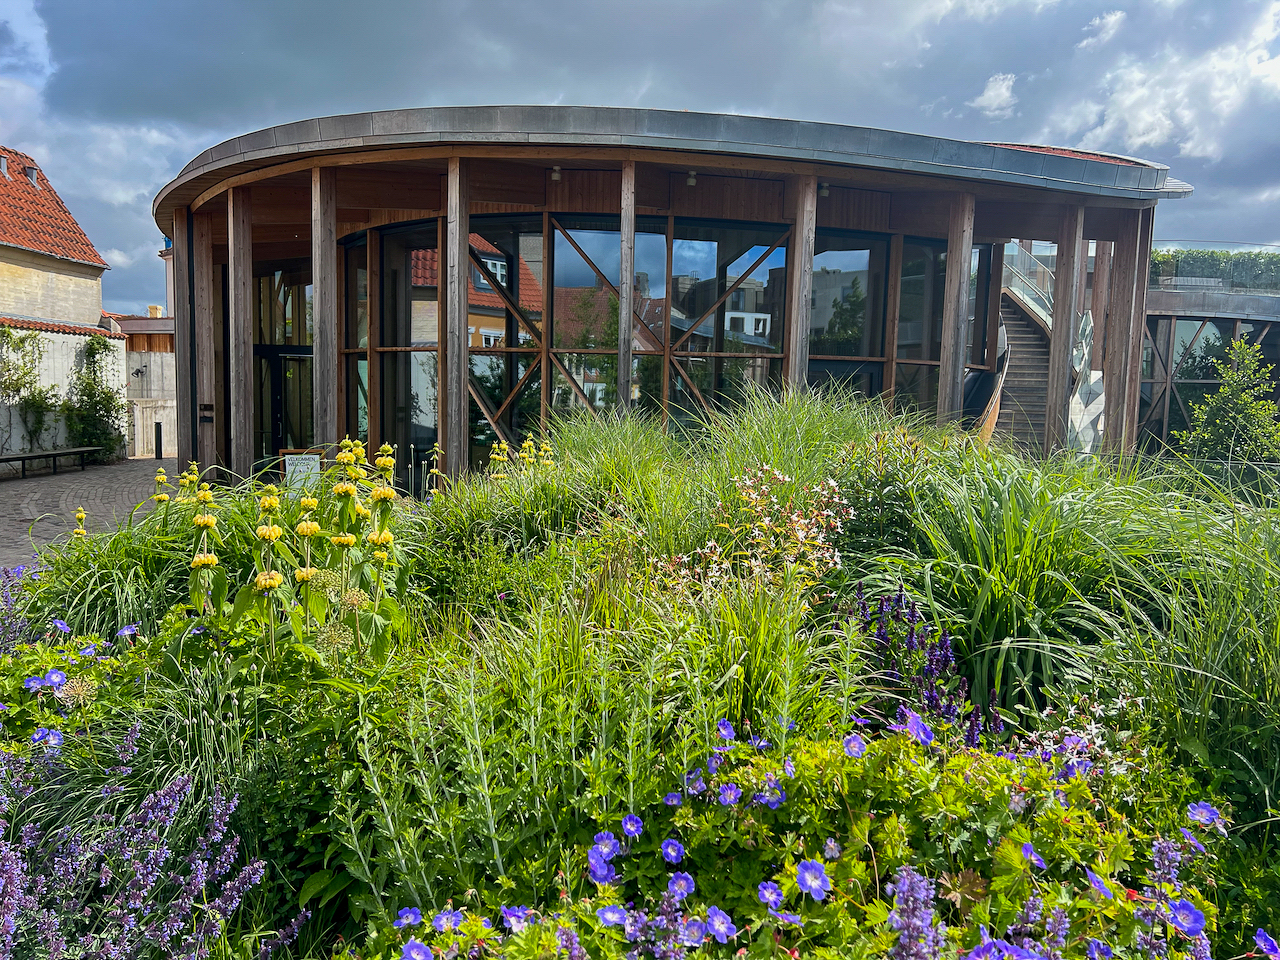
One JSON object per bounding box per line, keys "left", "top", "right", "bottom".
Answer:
{"left": 191, "top": 552, "right": 219, "bottom": 569}
{"left": 330, "top": 533, "right": 357, "bottom": 548}
{"left": 194, "top": 514, "right": 217, "bottom": 529}
{"left": 295, "top": 566, "right": 317, "bottom": 582}
{"left": 296, "top": 520, "right": 321, "bottom": 537}
{"left": 255, "top": 524, "right": 283, "bottom": 542}
{"left": 300, "top": 496, "right": 319, "bottom": 511}
{"left": 367, "top": 529, "right": 394, "bottom": 546}
{"left": 254, "top": 570, "right": 284, "bottom": 592}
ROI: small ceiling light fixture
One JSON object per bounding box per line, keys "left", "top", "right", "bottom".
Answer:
{"left": 550, "top": 165, "right": 562, "bottom": 181}
{"left": 818, "top": 182, "right": 830, "bottom": 197}
{"left": 686, "top": 171, "right": 697, "bottom": 187}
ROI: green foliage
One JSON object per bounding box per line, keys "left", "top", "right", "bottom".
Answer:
{"left": 62, "top": 334, "right": 126, "bottom": 461}
{"left": 1173, "top": 338, "right": 1280, "bottom": 462}
{"left": 1151, "top": 247, "right": 1280, "bottom": 293}
{"left": 0, "top": 326, "right": 43, "bottom": 405}
{"left": 17, "top": 383, "right": 61, "bottom": 450}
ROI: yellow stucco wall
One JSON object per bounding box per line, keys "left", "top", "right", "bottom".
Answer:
{"left": 0, "top": 245, "right": 104, "bottom": 326}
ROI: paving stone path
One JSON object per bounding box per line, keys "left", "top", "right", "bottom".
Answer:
{"left": 0, "top": 457, "right": 177, "bottom": 569}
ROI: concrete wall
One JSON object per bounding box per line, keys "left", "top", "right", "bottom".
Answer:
{"left": 0, "top": 330, "right": 127, "bottom": 467}
{"left": 1146, "top": 288, "right": 1280, "bottom": 322}
{"left": 125, "top": 349, "right": 178, "bottom": 457}
{"left": 0, "top": 246, "right": 105, "bottom": 326}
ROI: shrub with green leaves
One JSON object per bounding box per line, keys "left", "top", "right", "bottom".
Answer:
{"left": 1174, "top": 338, "right": 1280, "bottom": 462}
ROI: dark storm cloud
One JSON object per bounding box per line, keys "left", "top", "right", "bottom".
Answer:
{"left": 5, "top": 0, "right": 1280, "bottom": 310}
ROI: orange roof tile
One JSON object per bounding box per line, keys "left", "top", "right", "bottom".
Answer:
{"left": 0, "top": 315, "right": 124, "bottom": 339}
{"left": 409, "top": 235, "right": 543, "bottom": 313}
{"left": 0, "top": 146, "right": 108, "bottom": 268}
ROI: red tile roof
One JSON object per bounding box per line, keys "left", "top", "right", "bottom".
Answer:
{"left": 0, "top": 315, "right": 124, "bottom": 339}
{"left": 0, "top": 146, "right": 108, "bottom": 268}
{"left": 409, "top": 234, "right": 543, "bottom": 313}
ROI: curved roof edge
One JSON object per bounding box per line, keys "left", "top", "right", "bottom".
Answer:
{"left": 154, "top": 105, "right": 1194, "bottom": 225}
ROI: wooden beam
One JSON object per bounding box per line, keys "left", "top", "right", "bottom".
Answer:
{"left": 193, "top": 211, "right": 217, "bottom": 470}
{"left": 785, "top": 174, "right": 818, "bottom": 387}
{"left": 937, "top": 193, "right": 976, "bottom": 424}
{"left": 1102, "top": 210, "right": 1141, "bottom": 453}
{"left": 1090, "top": 240, "right": 1112, "bottom": 372}
{"left": 227, "top": 186, "right": 254, "bottom": 478}
{"left": 443, "top": 157, "right": 470, "bottom": 479}
{"left": 312, "top": 167, "right": 338, "bottom": 455}
{"left": 986, "top": 243, "right": 1003, "bottom": 377}
{"left": 171, "top": 207, "right": 195, "bottom": 467}
{"left": 366, "top": 229, "right": 381, "bottom": 450}
{"left": 1045, "top": 205, "right": 1085, "bottom": 451}
{"left": 1124, "top": 207, "right": 1155, "bottom": 448}
{"left": 618, "top": 160, "right": 636, "bottom": 411}
{"left": 884, "top": 234, "right": 904, "bottom": 399}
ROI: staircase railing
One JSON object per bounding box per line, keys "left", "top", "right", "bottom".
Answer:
{"left": 1002, "top": 244, "right": 1055, "bottom": 329}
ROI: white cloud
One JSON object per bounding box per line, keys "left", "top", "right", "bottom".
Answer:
{"left": 1077, "top": 10, "right": 1126, "bottom": 49}
{"left": 967, "top": 73, "right": 1019, "bottom": 118}
{"left": 1050, "top": 1, "right": 1280, "bottom": 159}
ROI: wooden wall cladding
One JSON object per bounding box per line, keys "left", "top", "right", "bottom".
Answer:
{"left": 636, "top": 165, "right": 669, "bottom": 211}
{"left": 546, "top": 170, "right": 623, "bottom": 214}
{"left": 670, "top": 174, "right": 784, "bottom": 222}
{"left": 817, "top": 187, "right": 891, "bottom": 232}
{"left": 888, "top": 193, "right": 951, "bottom": 239}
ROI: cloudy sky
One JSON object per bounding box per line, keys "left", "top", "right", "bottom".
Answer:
{"left": 2, "top": 0, "right": 1279, "bottom": 314}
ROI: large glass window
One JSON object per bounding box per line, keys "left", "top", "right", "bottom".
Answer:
{"left": 343, "top": 240, "right": 368, "bottom": 444}
{"left": 807, "top": 230, "right": 887, "bottom": 395}
{"left": 251, "top": 260, "right": 313, "bottom": 464}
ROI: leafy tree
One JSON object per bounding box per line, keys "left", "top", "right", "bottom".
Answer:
{"left": 811, "top": 277, "right": 866, "bottom": 355}
{"left": 1174, "top": 338, "right": 1280, "bottom": 462}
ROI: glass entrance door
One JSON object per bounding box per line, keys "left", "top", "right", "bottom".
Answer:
{"left": 252, "top": 261, "right": 314, "bottom": 466}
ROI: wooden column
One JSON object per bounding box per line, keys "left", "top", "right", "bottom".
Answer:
{"left": 1123, "top": 207, "right": 1155, "bottom": 449}
{"left": 937, "top": 193, "right": 976, "bottom": 424}
{"left": 366, "top": 229, "right": 381, "bottom": 450}
{"left": 1045, "top": 205, "right": 1085, "bottom": 451}
{"left": 192, "top": 211, "right": 217, "bottom": 470}
{"left": 1090, "top": 241, "right": 1112, "bottom": 372}
{"left": 312, "top": 166, "right": 338, "bottom": 455}
{"left": 884, "top": 234, "right": 904, "bottom": 399}
{"left": 443, "top": 158, "right": 470, "bottom": 479}
{"left": 784, "top": 174, "right": 818, "bottom": 388}
{"left": 618, "top": 160, "right": 636, "bottom": 411}
{"left": 227, "top": 186, "right": 254, "bottom": 478}
{"left": 1102, "top": 210, "right": 1141, "bottom": 453}
{"left": 987, "top": 243, "right": 1004, "bottom": 371}
{"left": 171, "top": 208, "right": 194, "bottom": 466}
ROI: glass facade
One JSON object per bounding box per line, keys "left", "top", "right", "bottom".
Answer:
{"left": 806, "top": 230, "right": 887, "bottom": 396}
{"left": 251, "top": 260, "right": 313, "bottom": 465}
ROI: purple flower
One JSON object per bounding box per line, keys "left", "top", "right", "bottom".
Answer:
{"left": 22, "top": 676, "right": 43, "bottom": 691}
{"left": 769, "top": 910, "right": 805, "bottom": 926}
{"left": 1187, "top": 802, "right": 1220, "bottom": 826}
{"left": 1087, "top": 940, "right": 1113, "bottom": 960}
{"left": 501, "top": 905, "right": 532, "bottom": 931}
{"left": 597, "top": 904, "right": 627, "bottom": 927}
{"left": 886, "top": 866, "right": 946, "bottom": 960}
{"left": 433, "top": 909, "right": 464, "bottom": 932}
{"left": 1086, "top": 868, "right": 1112, "bottom": 899}
{"left": 621, "top": 814, "right": 643, "bottom": 838}
{"left": 687, "top": 776, "right": 706, "bottom": 795}
{"left": 668, "top": 872, "right": 694, "bottom": 901}
{"left": 719, "top": 782, "right": 742, "bottom": 805}
{"left": 844, "top": 733, "right": 866, "bottom": 758}
{"left": 587, "top": 846, "right": 616, "bottom": 885}
{"left": 824, "top": 837, "right": 842, "bottom": 860}
{"left": 402, "top": 939, "right": 430, "bottom": 960}
{"left": 394, "top": 906, "right": 423, "bottom": 928}
{"left": 51, "top": 619, "right": 70, "bottom": 633}
{"left": 796, "top": 859, "right": 831, "bottom": 900}
{"left": 661, "top": 839, "right": 684, "bottom": 864}
{"left": 1168, "top": 900, "right": 1206, "bottom": 937}
{"left": 1256, "top": 929, "right": 1280, "bottom": 959}
{"left": 680, "top": 918, "right": 707, "bottom": 946}
{"left": 116, "top": 623, "right": 139, "bottom": 637}
{"left": 705, "top": 906, "right": 736, "bottom": 944}
{"left": 1022, "top": 842, "right": 1045, "bottom": 870}
{"left": 748, "top": 735, "right": 771, "bottom": 750}
{"left": 783, "top": 756, "right": 795, "bottom": 777}
{"left": 1180, "top": 827, "right": 1206, "bottom": 854}
{"left": 664, "top": 792, "right": 683, "bottom": 806}
{"left": 78, "top": 645, "right": 96, "bottom": 657}
{"left": 717, "top": 719, "right": 735, "bottom": 740}
{"left": 904, "top": 709, "right": 933, "bottom": 745}
{"left": 594, "top": 831, "right": 620, "bottom": 860}
{"left": 758, "top": 881, "right": 783, "bottom": 910}
{"left": 43, "top": 670, "right": 66, "bottom": 689}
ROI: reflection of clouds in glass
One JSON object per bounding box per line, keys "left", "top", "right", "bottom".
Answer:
{"left": 814, "top": 250, "right": 870, "bottom": 273}
{"left": 673, "top": 239, "right": 716, "bottom": 281}
{"left": 556, "top": 231, "right": 621, "bottom": 288}
{"left": 728, "top": 244, "right": 787, "bottom": 282}
{"left": 636, "top": 233, "right": 667, "bottom": 296}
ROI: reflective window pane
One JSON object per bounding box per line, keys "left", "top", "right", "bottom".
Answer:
{"left": 345, "top": 354, "right": 368, "bottom": 444}
{"left": 471, "top": 218, "right": 544, "bottom": 349}
{"left": 345, "top": 241, "right": 368, "bottom": 348}
{"left": 894, "top": 363, "right": 939, "bottom": 413}
{"left": 381, "top": 351, "right": 438, "bottom": 488}
{"left": 551, "top": 352, "right": 618, "bottom": 415}
{"left": 810, "top": 233, "right": 887, "bottom": 358}
{"left": 679, "top": 354, "right": 782, "bottom": 411}
{"left": 381, "top": 223, "right": 439, "bottom": 348}
{"left": 898, "top": 242, "right": 946, "bottom": 361}
{"left": 808, "top": 359, "right": 883, "bottom": 396}
{"left": 1176, "top": 319, "right": 1233, "bottom": 380}
{"left": 554, "top": 216, "right": 620, "bottom": 349}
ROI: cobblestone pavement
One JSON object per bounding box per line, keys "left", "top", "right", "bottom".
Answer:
{"left": 0, "top": 457, "right": 177, "bottom": 569}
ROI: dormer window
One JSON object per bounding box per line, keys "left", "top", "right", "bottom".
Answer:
{"left": 25, "top": 166, "right": 39, "bottom": 188}
{"left": 0, "top": 157, "right": 7, "bottom": 179}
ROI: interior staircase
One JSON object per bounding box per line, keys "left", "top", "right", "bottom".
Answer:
{"left": 995, "top": 294, "right": 1051, "bottom": 452}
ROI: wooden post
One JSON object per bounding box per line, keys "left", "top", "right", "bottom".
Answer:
{"left": 987, "top": 243, "right": 1004, "bottom": 371}
{"left": 227, "top": 186, "right": 254, "bottom": 478}
{"left": 171, "top": 207, "right": 194, "bottom": 466}
{"left": 1102, "top": 210, "right": 1140, "bottom": 453}
{"left": 444, "top": 157, "right": 470, "bottom": 479}
{"left": 1045, "top": 205, "right": 1085, "bottom": 451}
{"left": 884, "top": 234, "right": 904, "bottom": 400}
{"left": 618, "top": 160, "right": 636, "bottom": 411}
{"left": 1090, "top": 240, "right": 1112, "bottom": 372}
{"left": 937, "top": 193, "right": 976, "bottom": 423}
{"left": 193, "top": 211, "right": 217, "bottom": 470}
{"left": 312, "top": 166, "right": 338, "bottom": 455}
{"left": 366, "top": 228, "right": 381, "bottom": 451}
{"left": 784, "top": 174, "right": 818, "bottom": 387}
{"left": 1124, "top": 207, "right": 1155, "bottom": 449}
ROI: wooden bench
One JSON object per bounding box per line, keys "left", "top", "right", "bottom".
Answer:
{"left": 0, "top": 446, "right": 105, "bottom": 479}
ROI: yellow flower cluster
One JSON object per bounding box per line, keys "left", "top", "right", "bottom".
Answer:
{"left": 295, "top": 566, "right": 317, "bottom": 582}
{"left": 259, "top": 494, "right": 281, "bottom": 512}
{"left": 300, "top": 495, "right": 318, "bottom": 511}
{"left": 296, "top": 520, "right": 321, "bottom": 537}
{"left": 196, "top": 484, "right": 214, "bottom": 504}
{"left": 335, "top": 450, "right": 357, "bottom": 466}
{"left": 72, "top": 506, "right": 87, "bottom": 538}
{"left": 333, "top": 482, "right": 358, "bottom": 498}
{"left": 152, "top": 492, "right": 170, "bottom": 503}
{"left": 194, "top": 513, "right": 217, "bottom": 529}
{"left": 255, "top": 570, "right": 285, "bottom": 592}
{"left": 330, "top": 533, "right": 357, "bottom": 548}
{"left": 255, "top": 523, "right": 283, "bottom": 542}
{"left": 191, "top": 552, "right": 219, "bottom": 569}
{"left": 371, "top": 485, "right": 395, "bottom": 502}
{"left": 366, "top": 529, "right": 394, "bottom": 546}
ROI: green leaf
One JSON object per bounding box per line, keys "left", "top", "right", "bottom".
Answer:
{"left": 228, "top": 583, "right": 255, "bottom": 628}
{"left": 298, "top": 869, "right": 333, "bottom": 907}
